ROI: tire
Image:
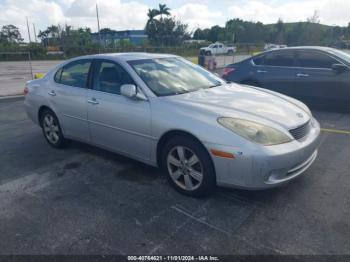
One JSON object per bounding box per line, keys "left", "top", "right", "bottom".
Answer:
{"left": 205, "top": 51, "right": 211, "bottom": 56}
{"left": 227, "top": 50, "right": 234, "bottom": 55}
{"left": 161, "top": 136, "right": 216, "bottom": 197}
{"left": 40, "top": 109, "right": 68, "bottom": 148}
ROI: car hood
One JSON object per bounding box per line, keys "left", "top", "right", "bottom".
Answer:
{"left": 166, "top": 83, "right": 310, "bottom": 129}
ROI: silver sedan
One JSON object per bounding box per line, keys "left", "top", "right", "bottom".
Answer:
{"left": 24, "top": 53, "right": 321, "bottom": 196}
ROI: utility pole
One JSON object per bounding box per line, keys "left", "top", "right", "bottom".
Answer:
{"left": 32, "top": 23, "right": 37, "bottom": 43}
{"left": 196, "top": 24, "right": 200, "bottom": 49}
{"left": 96, "top": 3, "right": 102, "bottom": 53}
{"left": 26, "top": 17, "right": 32, "bottom": 43}
{"left": 26, "top": 17, "right": 33, "bottom": 79}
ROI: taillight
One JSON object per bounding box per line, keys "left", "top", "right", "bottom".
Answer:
{"left": 223, "top": 67, "right": 235, "bottom": 77}
{"left": 24, "top": 86, "right": 29, "bottom": 95}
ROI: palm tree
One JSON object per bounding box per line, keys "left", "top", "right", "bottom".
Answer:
{"left": 158, "top": 4, "right": 170, "bottom": 19}
{"left": 146, "top": 8, "right": 159, "bottom": 27}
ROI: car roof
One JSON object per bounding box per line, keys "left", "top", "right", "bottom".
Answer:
{"left": 69, "top": 52, "right": 178, "bottom": 62}
{"left": 262, "top": 46, "right": 334, "bottom": 54}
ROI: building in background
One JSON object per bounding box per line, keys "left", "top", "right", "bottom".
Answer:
{"left": 91, "top": 29, "right": 147, "bottom": 46}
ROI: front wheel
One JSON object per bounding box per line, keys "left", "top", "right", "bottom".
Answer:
{"left": 162, "top": 136, "right": 216, "bottom": 197}
{"left": 40, "top": 109, "right": 68, "bottom": 148}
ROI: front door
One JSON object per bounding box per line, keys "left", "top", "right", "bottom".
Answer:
{"left": 87, "top": 59, "right": 152, "bottom": 161}
{"left": 294, "top": 50, "right": 350, "bottom": 109}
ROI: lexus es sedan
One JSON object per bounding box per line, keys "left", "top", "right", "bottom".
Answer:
{"left": 223, "top": 47, "right": 350, "bottom": 111}
{"left": 24, "top": 53, "right": 320, "bottom": 197}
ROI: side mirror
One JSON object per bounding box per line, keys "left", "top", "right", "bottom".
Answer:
{"left": 331, "top": 63, "right": 348, "bottom": 73}
{"left": 120, "top": 84, "right": 147, "bottom": 100}
{"left": 121, "top": 84, "right": 137, "bottom": 99}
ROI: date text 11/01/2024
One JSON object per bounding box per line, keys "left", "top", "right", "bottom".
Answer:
{"left": 127, "top": 255, "right": 219, "bottom": 261}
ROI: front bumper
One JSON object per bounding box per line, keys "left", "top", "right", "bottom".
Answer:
{"left": 204, "top": 118, "right": 321, "bottom": 189}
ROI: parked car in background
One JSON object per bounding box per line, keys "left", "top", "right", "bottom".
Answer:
{"left": 223, "top": 46, "right": 350, "bottom": 111}
{"left": 24, "top": 53, "right": 320, "bottom": 197}
{"left": 264, "top": 43, "right": 287, "bottom": 51}
{"left": 200, "top": 42, "right": 236, "bottom": 56}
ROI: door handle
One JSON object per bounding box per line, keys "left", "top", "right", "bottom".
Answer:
{"left": 48, "top": 90, "right": 56, "bottom": 96}
{"left": 297, "top": 73, "right": 309, "bottom": 77}
{"left": 87, "top": 98, "right": 99, "bottom": 105}
{"left": 257, "top": 70, "right": 267, "bottom": 73}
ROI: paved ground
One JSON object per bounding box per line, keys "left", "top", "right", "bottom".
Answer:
{"left": 0, "top": 98, "right": 349, "bottom": 255}
{"left": 0, "top": 60, "right": 63, "bottom": 96}
{"left": 0, "top": 55, "right": 249, "bottom": 97}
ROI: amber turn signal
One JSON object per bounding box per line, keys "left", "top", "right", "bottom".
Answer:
{"left": 210, "top": 149, "right": 235, "bottom": 159}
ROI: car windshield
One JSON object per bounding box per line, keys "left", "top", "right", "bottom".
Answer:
{"left": 128, "top": 57, "right": 224, "bottom": 96}
{"left": 327, "top": 49, "right": 350, "bottom": 64}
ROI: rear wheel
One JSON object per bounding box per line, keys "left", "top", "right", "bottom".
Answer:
{"left": 162, "top": 136, "right": 216, "bottom": 197}
{"left": 40, "top": 109, "right": 68, "bottom": 148}
{"left": 227, "top": 50, "right": 234, "bottom": 55}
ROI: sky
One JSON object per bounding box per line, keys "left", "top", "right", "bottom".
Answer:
{"left": 0, "top": 0, "right": 349, "bottom": 41}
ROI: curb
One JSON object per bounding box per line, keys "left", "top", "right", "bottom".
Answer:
{"left": 0, "top": 95, "right": 24, "bottom": 103}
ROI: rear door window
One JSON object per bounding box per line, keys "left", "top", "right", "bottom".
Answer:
{"left": 59, "top": 60, "right": 92, "bottom": 88}
{"left": 296, "top": 51, "right": 338, "bottom": 69}
{"left": 263, "top": 51, "right": 296, "bottom": 67}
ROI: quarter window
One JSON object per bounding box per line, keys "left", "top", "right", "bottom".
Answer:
{"left": 252, "top": 55, "right": 264, "bottom": 65}
{"left": 59, "top": 60, "right": 91, "bottom": 88}
{"left": 54, "top": 68, "right": 62, "bottom": 83}
{"left": 297, "top": 51, "right": 337, "bottom": 69}
{"left": 93, "top": 61, "right": 134, "bottom": 95}
{"left": 263, "top": 51, "right": 295, "bottom": 67}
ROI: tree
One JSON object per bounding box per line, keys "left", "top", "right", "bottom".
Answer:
{"left": 158, "top": 4, "right": 170, "bottom": 19}
{"left": 274, "top": 18, "right": 285, "bottom": 44}
{"left": 0, "top": 25, "right": 23, "bottom": 43}
{"left": 38, "top": 25, "right": 61, "bottom": 46}
{"left": 307, "top": 10, "right": 320, "bottom": 23}
{"left": 145, "top": 4, "right": 189, "bottom": 46}
{"left": 193, "top": 28, "right": 210, "bottom": 40}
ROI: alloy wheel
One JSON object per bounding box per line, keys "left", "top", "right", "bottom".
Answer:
{"left": 43, "top": 114, "right": 60, "bottom": 144}
{"left": 167, "top": 146, "right": 203, "bottom": 191}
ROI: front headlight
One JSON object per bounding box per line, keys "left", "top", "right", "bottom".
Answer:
{"left": 218, "top": 117, "right": 292, "bottom": 146}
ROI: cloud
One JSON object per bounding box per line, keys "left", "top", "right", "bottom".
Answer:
{"left": 227, "top": 0, "right": 350, "bottom": 26}
{"left": 0, "top": 0, "right": 148, "bottom": 41}
{"left": 63, "top": 0, "right": 148, "bottom": 32}
{"left": 0, "top": 0, "right": 349, "bottom": 42}
{"left": 0, "top": 0, "right": 65, "bottom": 41}
{"left": 172, "top": 3, "right": 224, "bottom": 31}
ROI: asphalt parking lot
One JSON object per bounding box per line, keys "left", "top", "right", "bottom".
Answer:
{"left": 0, "top": 60, "right": 63, "bottom": 97}
{"left": 0, "top": 98, "right": 349, "bottom": 255}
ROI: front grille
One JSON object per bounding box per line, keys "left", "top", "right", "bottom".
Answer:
{"left": 289, "top": 121, "right": 311, "bottom": 140}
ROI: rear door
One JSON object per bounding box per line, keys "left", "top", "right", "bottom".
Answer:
{"left": 50, "top": 59, "right": 92, "bottom": 142}
{"left": 253, "top": 50, "right": 298, "bottom": 95}
{"left": 294, "top": 50, "right": 350, "bottom": 109}
{"left": 86, "top": 59, "right": 152, "bottom": 161}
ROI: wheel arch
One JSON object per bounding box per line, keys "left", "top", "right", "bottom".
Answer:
{"left": 156, "top": 129, "right": 215, "bottom": 170}
{"left": 38, "top": 105, "right": 55, "bottom": 127}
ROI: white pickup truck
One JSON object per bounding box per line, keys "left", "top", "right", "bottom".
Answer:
{"left": 200, "top": 42, "right": 236, "bottom": 56}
